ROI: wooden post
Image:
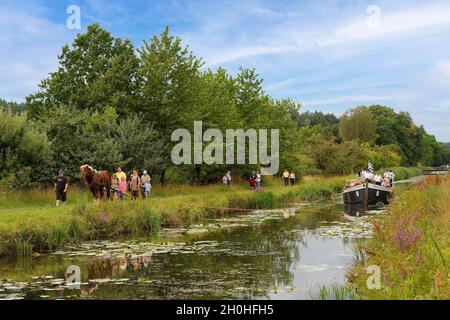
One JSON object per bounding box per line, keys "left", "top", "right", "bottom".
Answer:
{"left": 364, "top": 179, "right": 369, "bottom": 210}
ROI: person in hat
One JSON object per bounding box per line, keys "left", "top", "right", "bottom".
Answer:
{"left": 54, "top": 169, "right": 69, "bottom": 206}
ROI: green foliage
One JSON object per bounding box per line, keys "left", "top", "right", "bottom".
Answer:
{"left": 0, "top": 99, "right": 27, "bottom": 114}
{"left": 0, "top": 108, "right": 53, "bottom": 188}
{"left": 138, "top": 27, "right": 203, "bottom": 182}
{"left": 365, "top": 144, "right": 401, "bottom": 170}
{"left": 301, "top": 134, "right": 366, "bottom": 175}
{"left": 368, "top": 105, "right": 449, "bottom": 166}
{"left": 35, "top": 106, "right": 163, "bottom": 184}
{"left": 339, "top": 106, "right": 378, "bottom": 143}
{"left": 27, "top": 23, "right": 140, "bottom": 118}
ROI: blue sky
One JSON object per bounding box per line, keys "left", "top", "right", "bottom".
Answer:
{"left": 1, "top": 0, "right": 450, "bottom": 141}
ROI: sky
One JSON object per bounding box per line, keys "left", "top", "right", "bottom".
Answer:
{"left": 1, "top": 0, "right": 450, "bottom": 141}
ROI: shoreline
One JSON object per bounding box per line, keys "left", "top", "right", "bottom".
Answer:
{"left": 0, "top": 177, "right": 347, "bottom": 257}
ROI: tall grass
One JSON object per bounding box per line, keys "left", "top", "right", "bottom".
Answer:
{"left": 348, "top": 175, "right": 450, "bottom": 299}
{"left": 308, "top": 282, "right": 358, "bottom": 300}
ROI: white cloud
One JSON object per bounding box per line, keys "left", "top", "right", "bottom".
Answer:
{"left": 0, "top": 4, "right": 69, "bottom": 101}
{"left": 199, "top": 2, "right": 450, "bottom": 67}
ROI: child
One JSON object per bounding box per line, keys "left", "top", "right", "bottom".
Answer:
{"left": 111, "top": 173, "right": 121, "bottom": 201}
{"left": 249, "top": 175, "right": 256, "bottom": 190}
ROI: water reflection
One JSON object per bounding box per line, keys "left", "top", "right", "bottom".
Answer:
{"left": 343, "top": 203, "right": 386, "bottom": 217}
{"left": 0, "top": 202, "right": 371, "bottom": 300}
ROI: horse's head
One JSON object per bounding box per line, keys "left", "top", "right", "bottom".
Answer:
{"left": 80, "top": 164, "right": 94, "bottom": 181}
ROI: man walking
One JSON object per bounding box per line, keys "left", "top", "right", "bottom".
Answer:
{"left": 54, "top": 169, "right": 68, "bottom": 207}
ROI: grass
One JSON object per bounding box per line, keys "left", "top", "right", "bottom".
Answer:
{"left": 348, "top": 175, "right": 450, "bottom": 299}
{"left": 388, "top": 167, "right": 423, "bottom": 181}
{"left": 0, "top": 176, "right": 347, "bottom": 257}
{"left": 308, "top": 282, "right": 358, "bottom": 300}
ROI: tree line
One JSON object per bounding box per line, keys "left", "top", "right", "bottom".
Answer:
{"left": 1, "top": 24, "right": 448, "bottom": 188}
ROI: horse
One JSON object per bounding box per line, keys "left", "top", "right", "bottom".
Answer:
{"left": 80, "top": 165, "right": 111, "bottom": 203}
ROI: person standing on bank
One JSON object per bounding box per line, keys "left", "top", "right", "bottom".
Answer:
{"left": 226, "top": 171, "right": 232, "bottom": 188}
{"left": 283, "top": 169, "right": 290, "bottom": 187}
{"left": 129, "top": 170, "right": 141, "bottom": 200}
{"left": 116, "top": 167, "right": 127, "bottom": 200}
{"left": 54, "top": 169, "right": 68, "bottom": 207}
{"left": 289, "top": 171, "right": 296, "bottom": 185}
{"left": 255, "top": 171, "right": 261, "bottom": 189}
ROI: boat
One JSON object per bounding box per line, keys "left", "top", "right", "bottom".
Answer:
{"left": 342, "top": 180, "right": 392, "bottom": 205}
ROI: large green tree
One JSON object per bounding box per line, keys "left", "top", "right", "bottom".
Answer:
{"left": 27, "top": 24, "right": 140, "bottom": 118}
{"left": 138, "top": 27, "right": 203, "bottom": 184}
{"left": 339, "top": 106, "right": 378, "bottom": 143}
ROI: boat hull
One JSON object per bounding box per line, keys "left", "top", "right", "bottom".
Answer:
{"left": 342, "top": 183, "right": 391, "bottom": 205}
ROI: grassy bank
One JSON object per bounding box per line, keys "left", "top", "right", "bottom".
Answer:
{"left": 388, "top": 167, "right": 423, "bottom": 181}
{"left": 0, "top": 176, "right": 346, "bottom": 257}
{"left": 348, "top": 175, "right": 450, "bottom": 299}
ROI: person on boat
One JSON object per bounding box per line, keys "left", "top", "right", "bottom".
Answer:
{"left": 374, "top": 173, "right": 382, "bottom": 185}
{"left": 140, "top": 170, "right": 151, "bottom": 198}
{"left": 289, "top": 171, "right": 296, "bottom": 185}
{"left": 368, "top": 161, "right": 374, "bottom": 173}
{"left": 382, "top": 177, "right": 390, "bottom": 187}
{"left": 361, "top": 170, "right": 371, "bottom": 182}
{"left": 282, "top": 169, "right": 290, "bottom": 186}
{"left": 388, "top": 170, "right": 395, "bottom": 187}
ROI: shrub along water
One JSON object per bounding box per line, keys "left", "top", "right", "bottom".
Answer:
{"left": 0, "top": 176, "right": 347, "bottom": 256}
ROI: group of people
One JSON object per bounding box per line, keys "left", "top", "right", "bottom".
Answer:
{"left": 221, "top": 171, "right": 232, "bottom": 188}
{"left": 282, "top": 170, "right": 296, "bottom": 186}
{"left": 359, "top": 169, "right": 395, "bottom": 187}
{"left": 111, "top": 167, "right": 152, "bottom": 201}
{"left": 248, "top": 171, "right": 262, "bottom": 190}
{"left": 221, "top": 170, "right": 263, "bottom": 190}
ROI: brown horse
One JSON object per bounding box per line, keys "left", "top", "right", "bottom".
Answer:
{"left": 80, "top": 165, "right": 111, "bottom": 202}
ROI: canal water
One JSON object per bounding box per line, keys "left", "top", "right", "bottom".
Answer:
{"left": 0, "top": 198, "right": 384, "bottom": 300}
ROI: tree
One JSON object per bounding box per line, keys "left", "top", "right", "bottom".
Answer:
{"left": 37, "top": 106, "right": 163, "bottom": 184}
{"left": 368, "top": 105, "right": 448, "bottom": 166}
{"left": 0, "top": 108, "right": 53, "bottom": 188}
{"left": 138, "top": 26, "right": 204, "bottom": 184}
{"left": 27, "top": 24, "right": 140, "bottom": 118}
{"left": 339, "top": 106, "right": 378, "bottom": 143}
{"left": 0, "top": 99, "right": 27, "bottom": 114}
